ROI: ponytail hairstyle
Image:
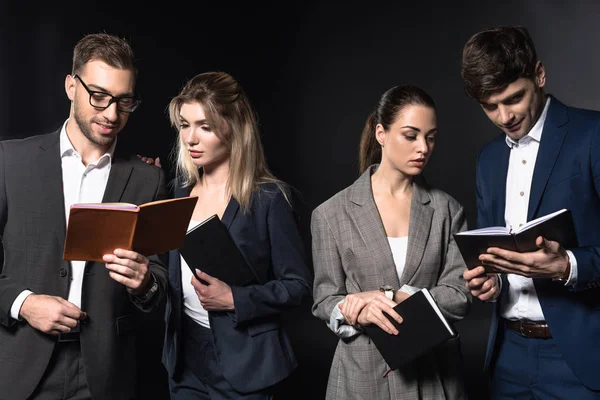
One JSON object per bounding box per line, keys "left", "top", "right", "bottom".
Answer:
{"left": 358, "top": 85, "right": 436, "bottom": 174}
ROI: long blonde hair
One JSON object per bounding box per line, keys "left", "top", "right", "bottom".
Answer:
{"left": 168, "top": 71, "right": 285, "bottom": 212}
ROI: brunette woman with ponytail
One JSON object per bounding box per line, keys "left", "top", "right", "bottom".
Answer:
{"left": 311, "top": 85, "right": 471, "bottom": 399}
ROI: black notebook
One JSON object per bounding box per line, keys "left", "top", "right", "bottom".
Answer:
{"left": 453, "top": 208, "right": 578, "bottom": 270}
{"left": 363, "top": 288, "right": 455, "bottom": 370}
{"left": 180, "top": 214, "right": 256, "bottom": 286}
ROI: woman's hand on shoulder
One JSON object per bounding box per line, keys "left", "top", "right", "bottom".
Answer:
{"left": 137, "top": 154, "right": 162, "bottom": 168}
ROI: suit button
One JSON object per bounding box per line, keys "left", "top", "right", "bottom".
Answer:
{"left": 59, "top": 268, "right": 67, "bottom": 277}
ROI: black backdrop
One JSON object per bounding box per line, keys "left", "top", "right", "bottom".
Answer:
{"left": 2, "top": 1, "right": 600, "bottom": 399}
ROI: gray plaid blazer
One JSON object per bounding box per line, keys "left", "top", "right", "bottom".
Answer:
{"left": 311, "top": 165, "right": 471, "bottom": 400}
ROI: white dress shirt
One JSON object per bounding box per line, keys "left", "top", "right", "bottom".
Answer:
{"left": 500, "top": 97, "right": 578, "bottom": 322}
{"left": 10, "top": 120, "right": 114, "bottom": 319}
{"left": 181, "top": 219, "right": 211, "bottom": 328}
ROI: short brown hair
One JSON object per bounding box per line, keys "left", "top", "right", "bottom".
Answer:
{"left": 72, "top": 33, "right": 136, "bottom": 79}
{"left": 461, "top": 25, "right": 538, "bottom": 100}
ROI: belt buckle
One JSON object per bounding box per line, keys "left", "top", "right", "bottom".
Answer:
{"left": 519, "top": 321, "right": 527, "bottom": 337}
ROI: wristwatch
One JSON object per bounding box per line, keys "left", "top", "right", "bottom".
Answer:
{"left": 552, "top": 261, "right": 571, "bottom": 284}
{"left": 135, "top": 273, "right": 158, "bottom": 303}
{"left": 379, "top": 285, "right": 394, "bottom": 300}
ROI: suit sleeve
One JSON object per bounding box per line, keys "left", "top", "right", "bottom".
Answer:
{"left": 569, "top": 119, "right": 600, "bottom": 291}
{"left": 129, "top": 166, "right": 170, "bottom": 312}
{"left": 0, "top": 142, "right": 29, "bottom": 328}
{"left": 310, "top": 206, "right": 347, "bottom": 322}
{"left": 230, "top": 189, "right": 312, "bottom": 325}
{"left": 429, "top": 205, "right": 472, "bottom": 322}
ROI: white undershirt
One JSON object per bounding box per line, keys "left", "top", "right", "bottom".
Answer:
{"left": 387, "top": 236, "right": 408, "bottom": 280}
{"left": 181, "top": 219, "right": 210, "bottom": 328}
{"left": 10, "top": 120, "right": 114, "bottom": 318}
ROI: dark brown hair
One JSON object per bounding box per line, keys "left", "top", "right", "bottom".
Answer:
{"left": 72, "top": 33, "right": 137, "bottom": 79}
{"left": 461, "top": 25, "right": 538, "bottom": 100}
{"left": 358, "top": 85, "right": 435, "bottom": 174}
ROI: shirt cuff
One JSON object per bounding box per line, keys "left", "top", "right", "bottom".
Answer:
{"left": 10, "top": 290, "right": 34, "bottom": 321}
{"left": 328, "top": 299, "right": 362, "bottom": 339}
{"left": 399, "top": 284, "right": 420, "bottom": 295}
{"left": 485, "top": 274, "right": 502, "bottom": 303}
{"left": 564, "top": 250, "right": 578, "bottom": 287}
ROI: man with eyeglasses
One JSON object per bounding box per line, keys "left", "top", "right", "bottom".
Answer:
{"left": 0, "top": 33, "right": 169, "bottom": 400}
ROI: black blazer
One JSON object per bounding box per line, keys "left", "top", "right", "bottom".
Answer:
{"left": 0, "top": 131, "right": 169, "bottom": 400}
{"left": 162, "top": 182, "right": 312, "bottom": 393}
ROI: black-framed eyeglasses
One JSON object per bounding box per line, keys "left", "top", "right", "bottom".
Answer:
{"left": 74, "top": 74, "right": 141, "bottom": 113}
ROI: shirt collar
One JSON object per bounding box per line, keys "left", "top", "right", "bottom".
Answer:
{"left": 505, "top": 96, "right": 551, "bottom": 148}
{"left": 59, "top": 119, "right": 117, "bottom": 165}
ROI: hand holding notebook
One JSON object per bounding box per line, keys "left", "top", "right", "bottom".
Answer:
{"left": 453, "top": 208, "right": 578, "bottom": 270}
{"left": 363, "top": 288, "right": 455, "bottom": 370}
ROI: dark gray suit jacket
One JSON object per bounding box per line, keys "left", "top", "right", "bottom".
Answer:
{"left": 0, "top": 131, "right": 169, "bottom": 400}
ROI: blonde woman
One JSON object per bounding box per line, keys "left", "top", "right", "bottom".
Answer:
{"left": 161, "top": 72, "right": 312, "bottom": 400}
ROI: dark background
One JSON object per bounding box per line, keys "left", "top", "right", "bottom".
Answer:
{"left": 2, "top": 1, "right": 600, "bottom": 399}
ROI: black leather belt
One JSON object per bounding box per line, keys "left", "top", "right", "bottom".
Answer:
{"left": 506, "top": 319, "right": 552, "bottom": 339}
{"left": 57, "top": 324, "right": 81, "bottom": 342}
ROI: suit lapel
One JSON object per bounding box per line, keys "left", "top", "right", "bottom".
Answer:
{"left": 400, "top": 183, "right": 433, "bottom": 284}
{"left": 348, "top": 166, "right": 401, "bottom": 291}
{"left": 36, "top": 132, "right": 67, "bottom": 257}
{"left": 221, "top": 196, "right": 239, "bottom": 229}
{"left": 527, "top": 98, "right": 569, "bottom": 221}
{"left": 102, "top": 155, "right": 133, "bottom": 203}
{"left": 491, "top": 144, "right": 511, "bottom": 226}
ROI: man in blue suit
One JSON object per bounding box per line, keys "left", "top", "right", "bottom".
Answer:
{"left": 461, "top": 26, "right": 600, "bottom": 399}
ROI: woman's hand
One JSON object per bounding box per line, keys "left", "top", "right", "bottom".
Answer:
{"left": 356, "top": 295, "right": 403, "bottom": 335}
{"left": 338, "top": 290, "right": 382, "bottom": 326}
{"left": 190, "top": 270, "right": 235, "bottom": 311}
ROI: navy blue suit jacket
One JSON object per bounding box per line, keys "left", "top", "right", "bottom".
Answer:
{"left": 477, "top": 96, "right": 600, "bottom": 390}
{"left": 162, "top": 182, "right": 312, "bottom": 393}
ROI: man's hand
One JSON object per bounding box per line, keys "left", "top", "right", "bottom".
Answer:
{"left": 355, "top": 296, "right": 403, "bottom": 335}
{"left": 103, "top": 249, "right": 152, "bottom": 296}
{"left": 20, "top": 294, "right": 86, "bottom": 335}
{"left": 190, "top": 270, "right": 234, "bottom": 311}
{"left": 464, "top": 266, "right": 499, "bottom": 302}
{"left": 479, "top": 236, "right": 570, "bottom": 279}
{"left": 137, "top": 154, "right": 162, "bottom": 168}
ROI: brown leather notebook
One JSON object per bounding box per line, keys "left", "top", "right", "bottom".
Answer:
{"left": 63, "top": 196, "right": 198, "bottom": 262}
